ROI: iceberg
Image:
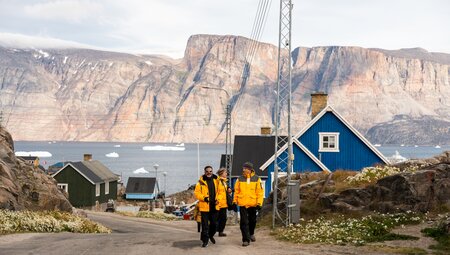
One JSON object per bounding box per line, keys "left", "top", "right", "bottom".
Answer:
{"left": 387, "top": 150, "right": 408, "bottom": 164}
{"left": 15, "top": 151, "right": 52, "bottom": 157}
{"left": 114, "top": 144, "right": 121, "bottom": 148}
{"left": 133, "top": 167, "right": 149, "bottom": 174}
{"left": 374, "top": 144, "right": 381, "bottom": 147}
{"left": 435, "top": 145, "right": 441, "bottom": 149}
{"left": 142, "top": 144, "right": 185, "bottom": 151}
{"left": 105, "top": 152, "right": 119, "bottom": 158}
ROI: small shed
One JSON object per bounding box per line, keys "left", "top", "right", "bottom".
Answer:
{"left": 125, "top": 177, "right": 159, "bottom": 200}
{"left": 18, "top": 156, "right": 40, "bottom": 167}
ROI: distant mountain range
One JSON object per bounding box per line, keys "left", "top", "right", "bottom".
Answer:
{"left": 0, "top": 34, "right": 449, "bottom": 145}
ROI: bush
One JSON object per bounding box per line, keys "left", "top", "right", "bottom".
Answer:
{"left": 0, "top": 210, "right": 110, "bottom": 234}
{"left": 274, "top": 211, "right": 423, "bottom": 245}
{"left": 345, "top": 165, "right": 418, "bottom": 185}
{"left": 135, "top": 211, "right": 180, "bottom": 221}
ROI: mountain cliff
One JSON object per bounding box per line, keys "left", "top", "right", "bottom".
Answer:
{"left": 0, "top": 35, "right": 449, "bottom": 144}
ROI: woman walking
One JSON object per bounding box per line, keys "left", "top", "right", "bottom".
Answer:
{"left": 216, "top": 168, "right": 229, "bottom": 236}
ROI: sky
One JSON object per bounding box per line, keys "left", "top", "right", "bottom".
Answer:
{"left": 0, "top": 0, "right": 448, "bottom": 58}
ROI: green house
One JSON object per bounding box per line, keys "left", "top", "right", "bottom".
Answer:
{"left": 52, "top": 160, "right": 119, "bottom": 208}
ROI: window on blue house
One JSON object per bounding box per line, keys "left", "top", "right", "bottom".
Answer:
{"left": 319, "top": 132, "right": 339, "bottom": 152}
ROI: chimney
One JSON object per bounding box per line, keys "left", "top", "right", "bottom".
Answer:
{"left": 311, "top": 92, "right": 328, "bottom": 119}
{"left": 260, "top": 127, "right": 271, "bottom": 136}
{"left": 83, "top": 154, "right": 92, "bottom": 161}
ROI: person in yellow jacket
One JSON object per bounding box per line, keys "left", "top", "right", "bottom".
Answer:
{"left": 216, "top": 167, "right": 229, "bottom": 237}
{"left": 194, "top": 165, "right": 223, "bottom": 248}
{"left": 193, "top": 203, "right": 202, "bottom": 232}
{"left": 233, "top": 162, "right": 264, "bottom": 247}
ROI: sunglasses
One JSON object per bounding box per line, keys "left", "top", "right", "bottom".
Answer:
{"left": 205, "top": 170, "right": 213, "bottom": 174}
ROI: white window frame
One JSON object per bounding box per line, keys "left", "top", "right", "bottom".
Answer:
{"left": 95, "top": 183, "right": 100, "bottom": 197}
{"left": 105, "top": 182, "right": 109, "bottom": 195}
{"left": 57, "top": 183, "right": 68, "bottom": 193}
{"left": 319, "top": 132, "right": 340, "bottom": 152}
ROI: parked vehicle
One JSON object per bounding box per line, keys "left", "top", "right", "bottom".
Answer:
{"left": 105, "top": 199, "right": 115, "bottom": 212}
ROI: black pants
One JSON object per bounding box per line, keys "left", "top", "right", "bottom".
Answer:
{"left": 239, "top": 207, "right": 257, "bottom": 242}
{"left": 200, "top": 210, "right": 218, "bottom": 243}
{"left": 197, "top": 222, "right": 201, "bottom": 232}
{"left": 217, "top": 208, "right": 227, "bottom": 233}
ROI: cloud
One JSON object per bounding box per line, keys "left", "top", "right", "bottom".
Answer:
{"left": 0, "top": 32, "right": 94, "bottom": 49}
{"left": 0, "top": 0, "right": 448, "bottom": 57}
{"left": 23, "top": 0, "right": 103, "bottom": 23}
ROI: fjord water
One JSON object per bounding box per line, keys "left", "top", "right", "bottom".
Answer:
{"left": 14, "top": 141, "right": 449, "bottom": 195}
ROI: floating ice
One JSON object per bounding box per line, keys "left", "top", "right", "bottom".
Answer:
{"left": 387, "top": 150, "right": 407, "bottom": 164}
{"left": 142, "top": 145, "right": 185, "bottom": 151}
{"left": 114, "top": 144, "right": 121, "bottom": 148}
{"left": 105, "top": 152, "right": 119, "bottom": 158}
{"left": 15, "top": 151, "right": 52, "bottom": 157}
{"left": 133, "top": 167, "right": 149, "bottom": 174}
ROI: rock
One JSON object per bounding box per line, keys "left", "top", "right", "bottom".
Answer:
{"left": 321, "top": 151, "right": 450, "bottom": 214}
{"left": 0, "top": 127, "right": 72, "bottom": 211}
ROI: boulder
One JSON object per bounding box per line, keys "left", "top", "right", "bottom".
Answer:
{"left": 0, "top": 127, "right": 72, "bottom": 211}
{"left": 320, "top": 151, "right": 450, "bottom": 214}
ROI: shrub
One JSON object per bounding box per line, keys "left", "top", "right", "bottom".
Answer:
{"left": 274, "top": 211, "right": 423, "bottom": 245}
{"left": 0, "top": 210, "right": 110, "bottom": 234}
{"left": 345, "top": 165, "right": 418, "bottom": 185}
{"left": 135, "top": 211, "right": 180, "bottom": 221}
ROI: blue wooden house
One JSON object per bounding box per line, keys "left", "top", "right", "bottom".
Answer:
{"left": 257, "top": 100, "right": 389, "bottom": 197}
{"left": 223, "top": 93, "right": 387, "bottom": 198}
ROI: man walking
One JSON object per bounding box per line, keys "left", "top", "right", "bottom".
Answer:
{"left": 194, "top": 166, "right": 222, "bottom": 247}
{"left": 233, "top": 162, "right": 264, "bottom": 247}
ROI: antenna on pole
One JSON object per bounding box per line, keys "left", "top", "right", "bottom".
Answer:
{"left": 273, "top": 0, "right": 294, "bottom": 228}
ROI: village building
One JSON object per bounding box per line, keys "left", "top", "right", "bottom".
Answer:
{"left": 230, "top": 93, "right": 389, "bottom": 198}
{"left": 18, "top": 156, "right": 40, "bottom": 167}
{"left": 125, "top": 177, "right": 159, "bottom": 200}
{"left": 52, "top": 154, "right": 119, "bottom": 208}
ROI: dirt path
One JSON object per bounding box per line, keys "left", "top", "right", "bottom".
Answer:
{"left": 0, "top": 211, "right": 437, "bottom": 255}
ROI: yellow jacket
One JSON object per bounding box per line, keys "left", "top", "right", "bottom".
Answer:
{"left": 217, "top": 177, "right": 228, "bottom": 209}
{"left": 194, "top": 175, "right": 222, "bottom": 212}
{"left": 193, "top": 204, "right": 201, "bottom": 222}
{"left": 233, "top": 172, "right": 264, "bottom": 208}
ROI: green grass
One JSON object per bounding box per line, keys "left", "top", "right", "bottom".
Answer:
{"left": 421, "top": 222, "right": 450, "bottom": 253}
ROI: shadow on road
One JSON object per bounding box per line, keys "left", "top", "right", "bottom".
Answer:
{"left": 172, "top": 240, "right": 201, "bottom": 249}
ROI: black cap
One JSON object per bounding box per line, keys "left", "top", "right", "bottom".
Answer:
{"left": 242, "top": 162, "right": 254, "bottom": 170}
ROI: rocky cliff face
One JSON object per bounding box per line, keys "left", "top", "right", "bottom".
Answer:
{"left": 0, "top": 127, "right": 72, "bottom": 211}
{"left": 0, "top": 35, "right": 449, "bottom": 144}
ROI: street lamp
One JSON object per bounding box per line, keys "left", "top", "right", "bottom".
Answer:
{"left": 153, "top": 163, "right": 159, "bottom": 191}
{"left": 201, "top": 86, "right": 232, "bottom": 187}
{"left": 162, "top": 171, "right": 167, "bottom": 195}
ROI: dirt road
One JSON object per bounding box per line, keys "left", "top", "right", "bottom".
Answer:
{"left": 0, "top": 211, "right": 435, "bottom": 255}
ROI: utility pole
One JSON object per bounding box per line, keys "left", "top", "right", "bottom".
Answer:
{"left": 273, "top": 0, "right": 294, "bottom": 228}
{"left": 201, "top": 86, "right": 233, "bottom": 187}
